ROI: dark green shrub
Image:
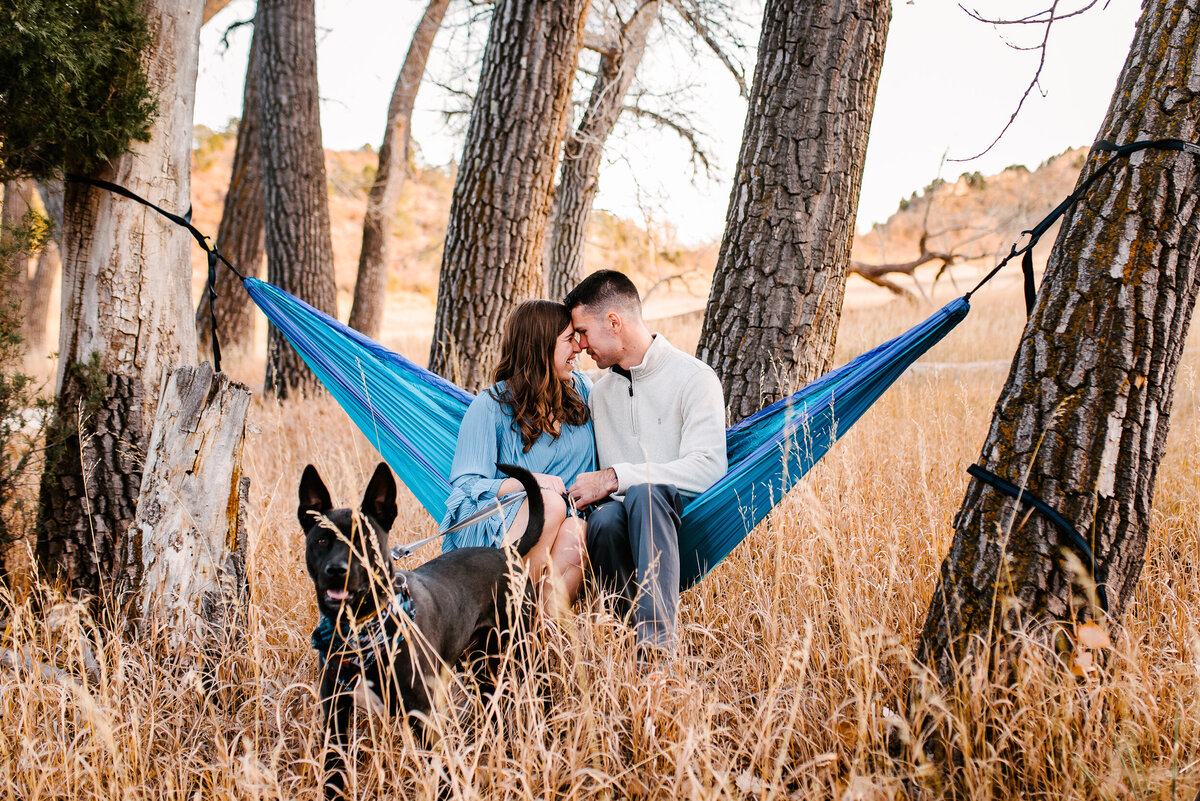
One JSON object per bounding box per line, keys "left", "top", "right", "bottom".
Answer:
{"left": 0, "top": 0, "right": 156, "bottom": 182}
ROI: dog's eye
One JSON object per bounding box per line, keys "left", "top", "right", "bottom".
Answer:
{"left": 316, "top": 535, "right": 330, "bottom": 548}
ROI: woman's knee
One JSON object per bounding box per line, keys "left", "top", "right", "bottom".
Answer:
{"left": 555, "top": 518, "right": 586, "bottom": 554}
{"left": 541, "top": 489, "right": 567, "bottom": 528}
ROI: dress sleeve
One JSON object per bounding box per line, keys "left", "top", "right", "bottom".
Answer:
{"left": 439, "top": 392, "right": 509, "bottom": 531}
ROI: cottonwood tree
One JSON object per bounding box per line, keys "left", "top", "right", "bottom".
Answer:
{"left": 1, "top": 180, "right": 57, "bottom": 353}
{"left": 196, "top": 13, "right": 265, "bottom": 360}
{"left": 547, "top": 0, "right": 747, "bottom": 300}
{"left": 547, "top": 1, "right": 661, "bottom": 301}
{"left": 696, "top": 0, "right": 891, "bottom": 421}
{"left": 24, "top": 184, "right": 59, "bottom": 353}
{"left": 258, "top": 0, "right": 337, "bottom": 397}
{"left": 37, "top": 0, "right": 204, "bottom": 597}
{"left": 1, "top": 181, "right": 35, "bottom": 315}
{"left": 918, "top": 1, "right": 1200, "bottom": 685}
{"left": 347, "top": 0, "right": 452, "bottom": 340}
{"left": 428, "top": 0, "right": 590, "bottom": 390}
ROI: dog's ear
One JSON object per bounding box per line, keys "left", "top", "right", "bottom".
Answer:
{"left": 298, "top": 465, "right": 333, "bottom": 532}
{"left": 361, "top": 463, "right": 397, "bottom": 532}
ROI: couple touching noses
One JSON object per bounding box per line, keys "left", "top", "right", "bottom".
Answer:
{"left": 439, "top": 270, "right": 727, "bottom": 661}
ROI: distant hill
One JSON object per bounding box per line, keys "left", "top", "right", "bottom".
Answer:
{"left": 850, "top": 147, "right": 1090, "bottom": 284}
{"left": 188, "top": 125, "right": 718, "bottom": 331}
{"left": 188, "top": 128, "right": 1092, "bottom": 349}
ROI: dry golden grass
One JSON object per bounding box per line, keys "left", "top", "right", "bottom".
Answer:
{"left": 3, "top": 278, "right": 1200, "bottom": 799}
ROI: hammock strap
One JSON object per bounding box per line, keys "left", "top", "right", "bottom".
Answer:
{"left": 966, "top": 138, "right": 1200, "bottom": 315}
{"left": 64, "top": 174, "right": 246, "bottom": 372}
{"left": 966, "top": 463, "right": 1108, "bottom": 614}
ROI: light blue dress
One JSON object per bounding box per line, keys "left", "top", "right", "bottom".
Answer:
{"left": 439, "top": 373, "right": 596, "bottom": 550}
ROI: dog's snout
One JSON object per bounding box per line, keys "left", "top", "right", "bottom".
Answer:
{"left": 323, "top": 560, "right": 348, "bottom": 579}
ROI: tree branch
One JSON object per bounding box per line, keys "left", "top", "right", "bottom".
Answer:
{"left": 621, "top": 103, "right": 713, "bottom": 176}
{"left": 951, "top": 0, "right": 1101, "bottom": 161}
{"left": 664, "top": 0, "right": 747, "bottom": 97}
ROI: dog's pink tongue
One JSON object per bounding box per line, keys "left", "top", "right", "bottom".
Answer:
{"left": 326, "top": 589, "right": 350, "bottom": 601}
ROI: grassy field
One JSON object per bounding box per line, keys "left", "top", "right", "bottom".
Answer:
{"left": 2, "top": 275, "right": 1199, "bottom": 799}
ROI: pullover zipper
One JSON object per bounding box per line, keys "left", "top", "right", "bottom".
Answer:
{"left": 630, "top": 373, "right": 638, "bottom": 437}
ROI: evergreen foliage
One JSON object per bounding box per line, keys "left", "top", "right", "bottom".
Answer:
{"left": 0, "top": 0, "right": 156, "bottom": 182}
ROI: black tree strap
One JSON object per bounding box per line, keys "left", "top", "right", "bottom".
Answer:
{"left": 967, "top": 463, "right": 1109, "bottom": 615}
{"left": 64, "top": 174, "right": 246, "bottom": 373}
{"left": 966, "top": 138, "right": 1200, "bottom": 316}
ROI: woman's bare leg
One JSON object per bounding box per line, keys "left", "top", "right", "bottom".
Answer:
{"left": 503, "top": 490, "right": 567, "bottom": 590}
{"left": 542, "top": 517, "right": 586, "bottom": 613}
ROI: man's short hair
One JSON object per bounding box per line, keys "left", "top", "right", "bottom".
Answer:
{"left": 563, "top": 270, "right": 642, "bottom": 317}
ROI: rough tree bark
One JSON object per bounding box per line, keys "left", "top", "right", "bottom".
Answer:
{"left": 347, "top": 0, "right": 451, "bottom": 340}
{"left": 918, "top": 1, "right": 1200, "bottom": 685}
{"left": 196, "top": 11, "right": 265, "bottom": 361}
{"left": 696, "top": 0, "right": 891, "bottom": 421}
{"left": 546, "top": 1, "right": 659, "bottom": 301}
{"left": 428, "top": 0, "right": 590, "bottom": 390}
{"left": 37, "top": 0, "right": 203, "bottom": 597}
{"left": 117, "top": 363, "right": 250, "bottom": 654}
{"left": 258, "top": 0, "right": 337, "bottom": 398}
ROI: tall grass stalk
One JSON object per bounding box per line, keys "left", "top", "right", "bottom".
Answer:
{"left": 1, "top": 283, "right": 1197, "bottom": 799}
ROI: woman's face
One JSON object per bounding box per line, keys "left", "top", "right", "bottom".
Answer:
{"left": 552, "top": 323, "right": 582, "bottom": 381}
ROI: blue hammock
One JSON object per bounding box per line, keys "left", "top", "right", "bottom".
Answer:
{"left": 246, "top": 277, "right": 969, "bottom": 588}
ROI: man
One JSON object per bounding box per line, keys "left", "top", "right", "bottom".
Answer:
{"left": 565, "top": 270, "right": 727, "bottom": 662}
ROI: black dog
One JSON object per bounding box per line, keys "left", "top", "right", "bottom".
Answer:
{"left": 299, "top": 462, "right": 544, "bottom": 798}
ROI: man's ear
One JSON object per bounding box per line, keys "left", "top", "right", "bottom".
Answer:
{"left": 361, "top": 463, "right": 398, "bottom": 532}
{"left": 607, "top": 310, "right": 622, "bottom": 333}
{"left": 298, "top": 465, "right": 333, "bottom": 532}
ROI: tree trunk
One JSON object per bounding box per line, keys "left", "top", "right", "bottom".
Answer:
{"left": 918, "top": 1, "right": 1200, "bottom": 686}
{"left": 428, "top": 0, "right": 590, "bottom": 390}
{"left": 546, "top": 1, "right": 659, "bottom": 301}
{"left": 347, "top": 0, "right": 450, "bottom": 340}
{"left": 117, "top": 363, "right": 250, "bottom": 654}
{"left": 23, "top": 238, "right": 57, "bottom": 353}
{"left": 24, "top": 181, "right": 61, "bottom": 353}
{"left": 37, "top": 0, "right": 203, "bottom": 598}
{"left": 258, "top": 0, "right": 337, "bottom": 398}
{"left": 1, "top": 180, "right": 33, "bottom": 313}
{"left": 695, "top": 0, "right": 891, "bottom": 421}
{"left": 196, "top": 14, "right": 265, "bottom": 363}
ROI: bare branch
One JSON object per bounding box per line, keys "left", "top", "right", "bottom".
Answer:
{"left": 621, "top": 103, "right": 713, "bottom": 177}
{"left": 951, "top": 0, "right": 1101, "bottom": 162}
{"left": 960, "top": 0, "right": 1102, "bottom": 26}
{"left": 664, "top": 0, "right": 747, "bottom": 97}
{"left": 642, "top": 270, "right": 704, "bottom": 303}
{"left": 583, "top": 29, "right": 619, "bottom": 56}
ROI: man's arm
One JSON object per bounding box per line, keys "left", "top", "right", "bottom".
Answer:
{"left": 611, "top": 369, "right": 727, "bottom": 495}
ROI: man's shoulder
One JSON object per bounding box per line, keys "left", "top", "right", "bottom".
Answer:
{"left": 654, "top": 337, "right": 719, "bottom": 381}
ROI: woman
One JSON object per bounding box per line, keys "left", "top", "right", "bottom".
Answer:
{"left": 439, "top": 300, "right": 593, "bottom": 612}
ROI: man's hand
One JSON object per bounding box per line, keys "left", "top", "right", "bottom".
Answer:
{"left": 568, "top": 468, "right": 618, "bottom": 509}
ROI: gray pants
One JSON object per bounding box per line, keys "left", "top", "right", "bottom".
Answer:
{"left": 585, "top": 483, "right": 684, "bottom": 652}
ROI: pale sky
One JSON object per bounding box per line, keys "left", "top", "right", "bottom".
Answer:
{"left": 195, "top": 0, "right": 1141, "bottom": 244}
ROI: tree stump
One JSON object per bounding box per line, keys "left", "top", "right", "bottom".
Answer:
{"left": 119, "top": 363, "right": 251, "bottom": 654}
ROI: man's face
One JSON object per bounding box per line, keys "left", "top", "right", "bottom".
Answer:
{"left": 570, "top": 305, "right": 621, "bottom": 369}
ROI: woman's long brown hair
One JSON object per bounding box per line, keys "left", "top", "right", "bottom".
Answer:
{"left": 490, "top": 300, "right": 590, "bottom": 452}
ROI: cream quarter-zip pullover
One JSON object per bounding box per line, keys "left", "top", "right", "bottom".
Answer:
{"left": 590, "top": 333, "right": 727, "bottom": 497}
